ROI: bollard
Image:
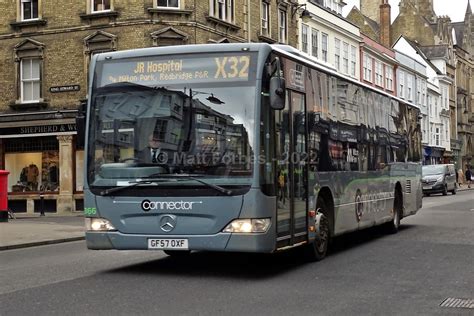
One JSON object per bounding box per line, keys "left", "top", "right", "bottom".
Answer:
{"left": 40, "top": 193, "right": 45, "bottom": 216}
{"left": 0, "top": 170, "right": 10, "bottom": 222}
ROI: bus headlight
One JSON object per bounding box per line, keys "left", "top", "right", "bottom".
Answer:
{"left": 85, "top": 218, "right": 117, "bottom": 231}
{"left": 223, "top": 218, "right": 271, "bottom": 233}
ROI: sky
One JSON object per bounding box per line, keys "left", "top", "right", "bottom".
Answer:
{"left": 342, "top": 0, "right": 471, "bottom": 23}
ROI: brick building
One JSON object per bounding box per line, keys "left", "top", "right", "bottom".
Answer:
{"left": 0, "top": 0, "right": 300, "bottom": 214}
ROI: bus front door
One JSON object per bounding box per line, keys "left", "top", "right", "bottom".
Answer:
{"left": 275, "top": 91, "right": 308, "bottom": 249}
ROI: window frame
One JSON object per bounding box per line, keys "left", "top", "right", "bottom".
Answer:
{"left": 374, "top": 60, "right": 383, "bottom": 87}
{"left": 20, "top": 0, "right": 39, "bottom": 21}
{"left": 301, "top": 24, "right": 309, "bottom": 53}
{"left": 20, "top": 58, "right": 42, "bottom": 104}
{"left": 334, "top": 38, "right": 341, "bottom": 71}
{"left": 278, "top": 8, "right": 288, "bottom": 44}
{"left": 311, "top": 28, "right": 318, "bottom": 58}
{"left": 406, "top": 74, "right": 412, "bottom": 101}
{"left": 91, "top": 0, "right": 112, "bottom": 13}
{"left": 321, "top": 33, "right": 328, "bottom": 62}
{"left": 416, "top": 79, "right": 421, "bottom": 104}
{"left": 435, "top": 127, "right": 440, "bottom": 146}
{"left": 363, "top": 54, "right": 372, "bottom": 83}
{"left": 350, "top": 45, "right": 356, "bottom": 77}
{"left": 399, "top": 70, "right": 405, "bottom": 98}
{"left": 156, "top": 0, "right": 180, "bottom": 9}
{"left": 385, "top": 66, "right": 393, "bottom": 91}
{"left": 261, "top": 1, "right": 270, "bottom": 37}
{"left": 342, "top": 42, "right": 349, "bottom": 74}
{"left": 210, "top": 0, "right": 235, "bottom": 23}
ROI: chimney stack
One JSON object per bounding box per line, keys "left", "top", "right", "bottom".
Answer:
{"left": 380, "top": 0, "right": 391, "bottom": 47}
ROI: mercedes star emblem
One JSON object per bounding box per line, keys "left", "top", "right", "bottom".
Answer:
{"left": 160, "top": 215, "right": 177, "bottom": 232}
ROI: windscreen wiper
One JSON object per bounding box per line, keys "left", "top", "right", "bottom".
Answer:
{"left": 99, "top": 174, "right": 233, "bottom": 196}
{"left": 146, "top": 173, "right": 233, "bottom": 196}
{"left": 99, "top": 179, "right": 165, "bottom": 196}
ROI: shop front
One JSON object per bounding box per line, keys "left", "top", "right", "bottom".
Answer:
{"left": 0, "top": 111, "right": 84, "bottom": 214}
{"left": 423, "top": 146, "right": 444, "bottom": 165}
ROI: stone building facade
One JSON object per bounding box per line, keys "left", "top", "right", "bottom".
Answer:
{"left": 348, "top": 0, "right": 474, "bottom": 169}
{"left": 0, "top": 0, "right": 300, "bottom": 214}
{"left": 453, "top": 2, "right": 474, "bottom": 171}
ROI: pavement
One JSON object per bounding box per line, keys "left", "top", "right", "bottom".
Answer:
{"left": 0, "top": 186, "right": 473, "bottom": 251}
{"left": 0, "top": 213, "right": 85, "bottom": 250}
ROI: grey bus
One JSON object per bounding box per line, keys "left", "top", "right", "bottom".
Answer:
{"left": 82, "top": 43, "right": 422, "bottom": 260}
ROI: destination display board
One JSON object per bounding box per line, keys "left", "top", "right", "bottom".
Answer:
{"left": 99, "top": 52, "right": 257, "bottom": 87}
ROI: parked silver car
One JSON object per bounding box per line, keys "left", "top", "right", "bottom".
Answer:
{"left": 422, "top": 164, "right": 457, "bottom": 196}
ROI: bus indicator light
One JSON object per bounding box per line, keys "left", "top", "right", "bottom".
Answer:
{"left": 85, "top": 218, "right": 116, "bottom": 231}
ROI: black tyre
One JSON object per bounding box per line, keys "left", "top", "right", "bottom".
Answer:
{"left": 384, "top": 189, "right": 402, "bottom": 234}
{"left": 451, "top": 184, "right": 457, "bottom": 195}
{"left": 442, "top": 185, "right": 448, "bottom": 196}
{"left": 303, "top": 197, "right": 330, "bottom": 261}
{"left": 164, "top": 250, "right": 191, "bottom": 257}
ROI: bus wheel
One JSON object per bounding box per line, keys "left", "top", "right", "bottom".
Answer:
{"left": 164, "top": 250, "right": 191, "bottom": 257}
{"left": 384, "top": 191, "right": 401, "bottom": 234}
{"left": 304, "top": 198, "right": 330, "bottom": 261}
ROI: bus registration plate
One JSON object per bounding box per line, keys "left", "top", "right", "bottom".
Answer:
{"left": 148, "top": 239, "right": 188, "bottom": 250}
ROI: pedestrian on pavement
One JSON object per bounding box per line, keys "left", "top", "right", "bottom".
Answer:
{"left": 457, "top": 168, "right": 464, "bottom": 187}
{"left": 465, "top": 165, "right": 472, "bottom": 188}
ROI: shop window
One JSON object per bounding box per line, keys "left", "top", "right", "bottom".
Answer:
{"left": 75, "top": 199, "right": 84, "bottom": 212}
{"left": 5, "top": 137, "right": 59, "bottom": 193}
{"left": 8, "top": 201, "right": 27, "bottom": 213}
{"left": 34, "top": 199, "right": 56, "bottom": 213}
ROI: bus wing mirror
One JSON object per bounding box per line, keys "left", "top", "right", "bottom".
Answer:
{"left": 269, "top": 76, "right": 286, "bottom": 110}
{"left": 76, "top": 100, "right": 87, "bottom": 148}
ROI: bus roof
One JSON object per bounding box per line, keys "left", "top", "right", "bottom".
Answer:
{"left": 94, "top": 43, "right": 273, "bottom": 61}
{"left": 271, "top": 45, "right": 420, "bottom": 112}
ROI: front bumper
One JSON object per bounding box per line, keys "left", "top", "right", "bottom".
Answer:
{"left": 86, "top": 230, "right": 276, "bottom": 253}
{"left": 422, "top": 183, "right": 444, "bottom": 194}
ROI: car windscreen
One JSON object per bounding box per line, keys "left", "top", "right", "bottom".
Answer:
{"left": 422, "top": 165, "right": 445, "bottom": 176}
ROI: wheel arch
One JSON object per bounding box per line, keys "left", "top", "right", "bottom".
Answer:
{"left": 394, "top": 181, "right": 404, "bottom": 219}
{"left": 316, "top": 187, "right": 335, "bottom": 237}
